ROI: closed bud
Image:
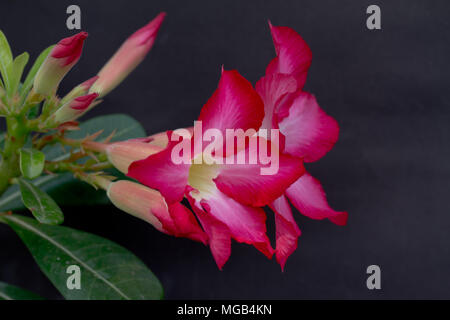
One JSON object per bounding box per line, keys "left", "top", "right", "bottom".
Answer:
{"left": 34, "top": 32, "right": 88, "bottom": 96}
{"left": 105, "top": 140, "right": 163, "bottom": 174}
{"left": 106, "top": 180, "right": 207, "bottom": 243}
{"left": 53, "top": 92, "right": 98, "bottom": 123}
{"left": 60, "top": 75, "right": 99, "bottom": 105}
{"left": 90, "top": 13, "right": 165, "bottom": 97}
{"left": 107, "top": 180, "right": 166, "bottom": 232}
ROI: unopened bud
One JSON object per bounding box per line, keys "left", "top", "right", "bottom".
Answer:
{"left": 105, "top": 140, "right": 163, "bottom": 174}
{"left": 90, "top": 13, "right": 165, "bottom": 97}
{"left": 53, "top": 92, "right": 98, "bottom": 123}
{"left": 34, "top": 32, "right": 88, "bottom": 96}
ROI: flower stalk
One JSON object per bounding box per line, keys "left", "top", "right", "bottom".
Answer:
{"left": 0, "top": 116, "right": 29, "bottom": 194}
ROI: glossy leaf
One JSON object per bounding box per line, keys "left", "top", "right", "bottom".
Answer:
{"left": 7, "top": 52, "right": 29, "bottom": 98}
{"left": 27, "top": 104, "right": 40, "bottom": 119}
{"left": 18, "top": 178, "right": 64, "bottom": 225}
{"left": 0, "top": 132, "right": 5, "bottom": 149}
{"left": 0, "top": 281, "right": 43, "bottom": 300}
{"left": 0, "top": 114, "right": 146, "bottom": 212}
{"left": 3, "top": 214, "right": 163, "bottom": 300}
{"left": 19, "top": 45, "right": 53, "bottom": 99}
{"left": 19, "top": 148, "right": 45, "bottom": 179}
{"left": 0, "top": 30, "right": 12, "bottom": 89}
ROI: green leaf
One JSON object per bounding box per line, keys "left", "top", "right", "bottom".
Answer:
{"left": 0, "top": 281, "right": 44, "bottom": 300}
{"left": 18, "top": 178, "right": 64, "bottom": 225}
{"left": 19, "top": 148, "right": 45, "bottom": 179}
{"left": 0, "top": 114, "right": 146, "bottom": 212}
{"left": 3, "top": 214, "right": 163, "bottom": 300}
{"left": 7, "top": 52, "right": 29, "bottom": 98}
{"left": 27, "top": 103, "right": 40, "bottom": 119}
{"left": 19, "top": 45, "right": 53, "bottom": 99}
{"left": 0, "top": 30, "right": 13, "bottom": 90}
{"left": 0, "top": 131, "right": 5, "bottom": 148}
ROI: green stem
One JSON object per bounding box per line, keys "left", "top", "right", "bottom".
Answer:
{"left": 0, "top": 116, "right": 29, "bottom": 196}
{"left": 45, "top": 160, "right": 112, "bottom": 173}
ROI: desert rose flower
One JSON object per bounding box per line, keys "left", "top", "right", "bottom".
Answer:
{"left": 127, "top": 69, "right": 305, "bottom": 269}
{"left": 53, "top": 92, "right": 98, "bottom": 123}
{"left": 90, "top": 12, "right": 166, "bottom": 98}
{"left": 255, "top": 22, "right": 347, "bottom": 268}
{"left": 34, "top": 32, "right": 88, "bottom": 96}
{"left": 106, "top": 180, "right": 207, "bottom": 243}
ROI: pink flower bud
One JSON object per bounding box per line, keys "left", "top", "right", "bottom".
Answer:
{"left": 107, "top": 180, "right": 166, "bottom": 232}
{"left": 34, "top": 32, "right": 88, "bottom": 96}
{"left": 60, "top": 75, "right": 99, "bottom": 105}
{"left": 107, "top": 180, "right": 207, "bottom": 243}
{"left": 53, "top": 92, "right": 98, "bottom": 123}
{"left": 90, "top": 12, "right": 166, "bottom": 97}
{"left": 105, "top": 140, "right": 163, "bottom": 174}
{"left": 78, "top": 75, "right": 100, "bottom": 91}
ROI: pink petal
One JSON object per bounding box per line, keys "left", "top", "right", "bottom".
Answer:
{"left": 127, "top": 131, "right": 191, "bottom": 204}
{"left": 214, "top": 138, "right": 305, "bottom": 207}
{"left": 266, "top": 22, "right": 312, "bottom": 90}
{"left": 198, "top": 69, "right": 264, "bottom": 135}
{"left": 255, "top": 73, "right": 297, "bottom": 131}
{"left": 79, "top": 75, "right": 99, "bottom": 91}
{"left": 153, "top": 202, "right": 208, "bottom": 244}
{"left": 51, "top": 32, "right": 88, "bottom": 66}
{"left": 190, "top": 188, "right": 274, "bottom": 259}
{"left": 188, "top": 196, "right": 232, "bottom": 270}
{"left": 70, "top": 93, "right": 98, "bottom": 111}
{"left": 277, "top": 92, "right": 339, "bottom": 162}
{"left": 285, "top": 172, "right": 348, "bottom": 225}
{"left": 270, "top": 195, "right": 301, "bottom": 270}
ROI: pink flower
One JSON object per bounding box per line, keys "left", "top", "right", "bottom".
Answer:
{"left": 34, "top": 32, "right": 88, "bottom": 96}
{"left": 90, "top": 12, "right": 166, "bottom": 97}
{"left": 100, "top": 22, "right": 346, "bottom": 271}
{"left": 126, "top": 70, "right": 305, "bottom": 269}
{"left": 255, "top": 22, "right": 348, "bottom": 269}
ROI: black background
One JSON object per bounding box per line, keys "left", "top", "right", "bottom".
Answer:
{"left": 1, "top": 0, "right": 449, "bottom": 299}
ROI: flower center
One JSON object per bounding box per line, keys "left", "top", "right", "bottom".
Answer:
{"left": 188, "top": 154, "right": 220, "bottom": 200}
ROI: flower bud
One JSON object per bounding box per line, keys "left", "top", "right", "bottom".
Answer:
{"left": 107, "top": 180, "right": 207, "bottom": 243}
{"left": 53, "top": 92, "right": 98, "bottom": 123}
{"left": 90, "top": 12, "right": 165, "bottom": 97}
{"left": 105, "top": 140, "right": 163, "bottom": 174}
{"left": 34, "top": 32, "right": 88, "bottom": 96}
{"left": 60, "top": 75, "right": 99, "bottom": 105}
{"left": 107, "top": 180, "right": 166, "bottom": 232}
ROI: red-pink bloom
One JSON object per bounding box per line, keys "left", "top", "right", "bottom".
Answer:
{"left": 90, "top": 12, "right": 166, "bottom": 97}
{"left": 255, "top": 23, "right": 347, "bottom": 269}
{"left": 34, "top": 32, "right": 88, "bottom": 96}
{"left": 127, "top": 70, "right": 305, "bottom": 269}
{"left": 103, "top": 23, "right": 346, "bottom": 271}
